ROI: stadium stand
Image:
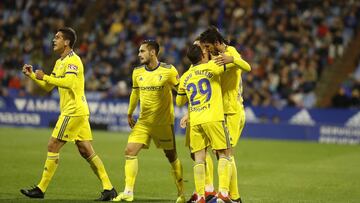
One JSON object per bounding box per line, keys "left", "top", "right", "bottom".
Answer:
{"left": 1, "top": 0, "right": 359, "bottom": 108}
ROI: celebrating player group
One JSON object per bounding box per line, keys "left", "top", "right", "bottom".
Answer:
{"left": 20, "top": 26, "right": 251, "bottom": 203}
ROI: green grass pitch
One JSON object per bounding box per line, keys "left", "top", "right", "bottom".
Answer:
{"left": 0, "top": 127, "right": 359, "bottom": 203}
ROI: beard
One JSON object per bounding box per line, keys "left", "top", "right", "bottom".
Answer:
{"left": 140, "top": 58, "right": 150, "bottom": 65}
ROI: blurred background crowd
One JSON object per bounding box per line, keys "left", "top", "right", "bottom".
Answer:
{"left": 1, "top": 0, "right": 360, "bottom": 109}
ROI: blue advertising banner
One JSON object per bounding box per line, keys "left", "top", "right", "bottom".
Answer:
{"left": 243, "top": 106, "right": 360, "bottom": 144}
{"left": 1, "top": 96, "right": 359, "bottom": 144}
{"left": 0, "top": 96, "right": 187, "bottom": 133}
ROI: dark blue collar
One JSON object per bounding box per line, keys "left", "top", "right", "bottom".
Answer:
{"left": 145, "top": 62, "right": 160, "bottom": 72}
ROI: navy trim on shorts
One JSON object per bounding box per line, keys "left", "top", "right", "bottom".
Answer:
{"left": 222, "top": 121, "right": 231, "bottom": 149}
{"left": 57, "top": 116, "right": 70, "bottom": 140}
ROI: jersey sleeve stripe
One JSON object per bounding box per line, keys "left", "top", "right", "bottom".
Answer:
{"left": 65, "top": 72, "right": 77, "bottom": 75}
{"left": 177, "top": 93, "right": 186, "bottom": 96}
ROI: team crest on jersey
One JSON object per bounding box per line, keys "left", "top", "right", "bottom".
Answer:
{"left": 139, "top": 76, "right": 143, "bottom": 81}
{"left": 68, "top": 64, "right": 78, "bottom": 71}
{"left": 159, "top": 75, "right": 162, "bottom": 81}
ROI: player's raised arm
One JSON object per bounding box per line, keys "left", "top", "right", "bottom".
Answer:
{"left": 37, "top": 67, "right": 77, "bottom": 89}
{"left": 232, "top": 55, "right": 251, "bottom": 72}
{"left": 214, "top": 53, "right": 251, "bottom": 72}
{"left": 22, "top": 64, "right": 55, "bottom": 92}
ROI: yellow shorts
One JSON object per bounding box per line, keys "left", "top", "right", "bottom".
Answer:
{"left": 51, "top": 115, "right": 92, "bottom": 142}
{"left": 189, "top": 121, "right": 231, "bottom": 153}
{"left": 128, "top": 122, "right": 175, "bottom": 150}
{"left": 225, "top": 107, "right": 246, "bottom": 147}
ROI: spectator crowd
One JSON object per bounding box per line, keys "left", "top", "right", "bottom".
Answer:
{"left": 1, "top": 0, "right": 359, "bottom": 108}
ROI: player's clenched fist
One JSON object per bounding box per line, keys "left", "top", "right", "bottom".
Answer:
{"left": 22, "top": 64, "right": 33, "bottom": 76}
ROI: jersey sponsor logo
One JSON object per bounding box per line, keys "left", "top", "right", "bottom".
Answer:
{"left": 189, "top": 103, "right": 210, "bottom": 112}
{"left": 140, "top": 86, "right": 164, "bottom": 91}
{"left": 68, "top": 64, "right": 78, "bottom": 71}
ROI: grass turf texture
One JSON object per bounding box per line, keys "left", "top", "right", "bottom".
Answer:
{"left": 0, "top": 127, "right": 359, "bottom": 203}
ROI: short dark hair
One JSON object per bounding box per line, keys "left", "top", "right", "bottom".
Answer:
{"left": 58, "top": 27, "right": 77, "bottom": 48}
{"left": 187, "top": 44, "right": 203, "bottom": 64}
{"left": 141, "top": 40, "right": 160, "bottom": 55}
{"left": 199, "top": 25, "right": 228, "bottom": 45}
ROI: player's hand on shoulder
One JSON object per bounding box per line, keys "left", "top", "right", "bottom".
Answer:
{"left": 35, "top": 70, "right": 45, "bottom": 80}
{"left": 22, "top": 64, "right": 33, "bottom": 76}
{"left": 214, "top": 53, "right": 233, "bottom": 66}
{"left": 127, "top": 114, "right": 136, "bottom": 128}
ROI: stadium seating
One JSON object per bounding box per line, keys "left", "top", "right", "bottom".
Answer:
{"left": 1, "top": 0, "right": 359, "bottom": 108}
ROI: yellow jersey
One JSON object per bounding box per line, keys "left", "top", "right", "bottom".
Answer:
{"left": 177, "top": 60, "right": 225, "bottom": 126}
{"left": 42, "top": 51, "right": 89, "bottom": 116}
{"left": 130, "top": 62, "right": 179, "bottom": 125}
{"left": 222, "top": 45, "right": 245, "bottom": 114}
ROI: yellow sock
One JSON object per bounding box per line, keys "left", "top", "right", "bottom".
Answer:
{"left": 87, "top": 154, "right": 113, "bottom": 190}
{"left": 205, "top": 151, "right": 214, "bottom": 192}
{"left": 170, "top": 159, "right": 184, "bottom": 196}
{"left": 37, "top": 152, "right": 59, "bottom": 192}
{"left": 218, "top": 157, "right": 231, "bottom": 195}
{"left": 229, "top": 156, "right": 240, "bottom": 199}
{"left": 124, "top": 155, "right": 138, "bottom": 192}
{"left": 193, "top": 163, "right": 205, "bottom": 197}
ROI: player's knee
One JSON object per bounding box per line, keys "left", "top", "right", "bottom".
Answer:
{"left": 47, "top": 144, "right": 57, "bottom": 153}
{"left": 216, "top": 148, "right": 231, "bottom": 159}
{"left": 47, "top": 139, "right": 62, "bottom": 153}
{"left": 124, "top": 146, "right": 136, "bottom": 156}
